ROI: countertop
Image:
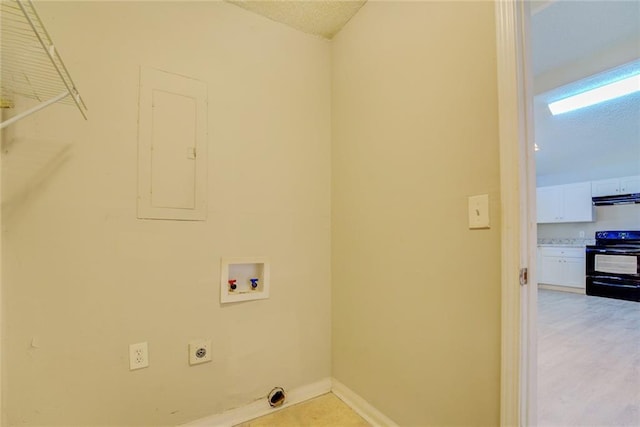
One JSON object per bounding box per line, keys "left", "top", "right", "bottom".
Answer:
{"left": 537, "top": 244, "right": 588, "bottom": 248}
{"left": 537, "top": 238, "right": 595, "bottom": 248}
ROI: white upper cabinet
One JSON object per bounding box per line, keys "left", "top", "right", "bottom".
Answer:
{"left": 563, "top": 183, "right": 594, "bottom": 220}
{"left": 620, "top": 176, "right": 640, "bottom": 194}
{"left": 592, "top": 175, "right": 640, "bottom": 197}
{"left": 537, "top": 182, "right": 593, "bottom": 223}
{"left": 591, "top": 178, "right": 620, "bottom": 197}
{"left": 537, "top": 186, "right": 563, "bottom": 223}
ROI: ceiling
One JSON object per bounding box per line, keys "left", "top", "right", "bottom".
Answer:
{"left": 531, "top": 1, "right": 640, "bottom": 77}
{"left": 226, "top": 0, "right": 366, "bottom": 39}
{"left": 531, "top": 1, "right": 640, "bottom": 185}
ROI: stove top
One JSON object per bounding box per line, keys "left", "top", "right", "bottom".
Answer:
{"left": 595, "top": 230, "right": 640, "bottom": 246}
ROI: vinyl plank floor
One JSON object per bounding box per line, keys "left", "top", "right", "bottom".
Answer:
{"left": 538, "top": 289, "right": 640, "bottom": 427}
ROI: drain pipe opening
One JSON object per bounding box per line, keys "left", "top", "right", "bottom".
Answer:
{"left": 268, "top": 387, "right": 286, "bottom": 408}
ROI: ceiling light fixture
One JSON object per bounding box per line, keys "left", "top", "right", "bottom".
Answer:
{"left": 548, "top": 73, "right": 640, "bottom": 115}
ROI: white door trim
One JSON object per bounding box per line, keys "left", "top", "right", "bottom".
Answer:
{"left": 1, "top": 130, "right": 3, "bottom": 426}
{"left": 495, "top": 1, "right": 536, "bottom": 426}
{"left": 1, "top": 128, "right": 3, "bottom": 426}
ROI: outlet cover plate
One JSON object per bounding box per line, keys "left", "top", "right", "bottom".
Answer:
{"left": 189, "top": 339, "right": 212, "bottom": 365}
{"left": 129, "top": 342, "right": 149, "bottom": 370}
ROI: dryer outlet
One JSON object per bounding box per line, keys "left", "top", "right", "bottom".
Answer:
{"left": 189, "top": 339, "right": 212, "bottom": 365}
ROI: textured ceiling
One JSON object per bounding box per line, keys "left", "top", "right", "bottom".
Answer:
{"left": 532, "top": 1, "right": 640, "bottom": 185}
{"left": 226, "top": 0, "right": 366, "bottom": 39}
{"left": 534, "top": 72, "right": 640, "bottom": 184}
{"left": 532, "top": 1, "right": 640, "bottom": 77}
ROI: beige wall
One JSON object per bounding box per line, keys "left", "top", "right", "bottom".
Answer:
{"left": 538, "top": 204, "right": 640, "bottom": 239}
{"left": 2, "top": 2, "right": 331, "bottom": 425}
{"left": 331, "top": 2, "right": 501, "bottom": 426}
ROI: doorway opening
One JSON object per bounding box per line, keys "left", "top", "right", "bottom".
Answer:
{"left": 530, "top": 2, "right": 640, "bottom": 426}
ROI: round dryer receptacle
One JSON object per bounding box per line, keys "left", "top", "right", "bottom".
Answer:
{"left": 268, "top": 387, "right": 286, "bottom": 408}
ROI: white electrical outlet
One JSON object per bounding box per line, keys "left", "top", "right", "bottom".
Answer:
{"left": 129, "top": 342, "right": 149, "bottom": 370}
{"left": 189, "top": 340, "right": 212, "bottom": 365}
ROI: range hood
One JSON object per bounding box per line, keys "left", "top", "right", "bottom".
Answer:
{"left": 592, "top": 193, "right": 640, "bottom": 206}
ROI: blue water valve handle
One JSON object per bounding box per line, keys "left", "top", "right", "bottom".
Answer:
{"left": 250, "top": 278, "right": 259, "bottom": 289}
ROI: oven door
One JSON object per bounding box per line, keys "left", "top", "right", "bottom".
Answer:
{"left": 586, "top": 245, "right": 640, "bottom": 279}
{"left": 586, "top": 275, "right": 640, "bottom": 302}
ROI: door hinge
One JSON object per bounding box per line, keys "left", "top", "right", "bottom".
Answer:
{"left": 519, "top": 268, "right": 528, "bottom": 286}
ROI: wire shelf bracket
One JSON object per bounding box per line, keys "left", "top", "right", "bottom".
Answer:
{"left": 1, "top": 0, "right": 87, "bottom": 129}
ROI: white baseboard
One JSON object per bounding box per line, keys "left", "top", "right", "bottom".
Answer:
{"left": 538, "top": 284, "right": 585, "bottom": 294}
{"left": 181, "top": 377, "right": 332, "bottom": 427}
{"left": 181, "top": 377, "right": 397, "bottom": 427}
{"left": 331, "top": 378, "right": 398, "bottom": 427}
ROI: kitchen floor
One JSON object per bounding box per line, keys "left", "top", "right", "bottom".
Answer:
{"left": 537, "top": 289, "right": 640, "bottom": 426}
{"left": 235, "top": 393, "right": 370, "bottom": 427}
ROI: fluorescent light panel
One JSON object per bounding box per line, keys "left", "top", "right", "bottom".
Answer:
{"left": 548, "top": 73, "right": 640, "bottom": 115}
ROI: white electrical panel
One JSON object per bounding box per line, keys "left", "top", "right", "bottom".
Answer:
{"left": 220, "top": 257, "right": 270, "bottom": 303}
{"left": 137, "top": 67, "right": 207, "bottom": 221}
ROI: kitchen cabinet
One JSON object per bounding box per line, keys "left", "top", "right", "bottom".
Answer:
{"left": 620, "top": 176, "right": 640, "bottom": 194}
{"left": 591, "top": 175, "right": 640, "bottom": 197}
{"left": 537, "top": 182, "right": 593, "bottom": 223}
{"left": 537, "top": 246, "right": 585, "bottom": 289}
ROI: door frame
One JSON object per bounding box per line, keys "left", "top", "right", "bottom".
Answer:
{"left": 495, "top": 1, "right": 537, "bottom": 426}
{"left": 1, "top": 127, "right": 3, "bottom": 427}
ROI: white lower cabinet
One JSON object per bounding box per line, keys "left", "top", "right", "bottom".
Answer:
{"left": 537, "top": 246, "right": 586, "bottom": 289}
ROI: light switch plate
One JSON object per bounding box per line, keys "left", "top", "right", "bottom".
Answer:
{"left": 468, "top": 194, "right": 490, "bottom": 229}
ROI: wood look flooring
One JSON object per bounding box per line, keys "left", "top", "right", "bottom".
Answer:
{"left": 538, "top": 289, "right": 640, "bottom": 427}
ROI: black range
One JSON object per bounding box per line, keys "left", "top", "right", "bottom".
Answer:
{"left": 586, "top": 230, "right": 640, "bottom": 302}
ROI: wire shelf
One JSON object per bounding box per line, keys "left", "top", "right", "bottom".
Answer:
{"left": 1, "top": 0, "right": 87, "bottom": 128}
